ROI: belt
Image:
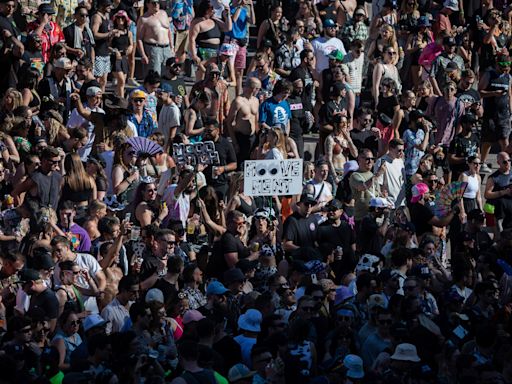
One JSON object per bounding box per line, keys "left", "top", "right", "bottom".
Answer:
{"left": 144, "top": 42, "right": 170, "bottom": 48}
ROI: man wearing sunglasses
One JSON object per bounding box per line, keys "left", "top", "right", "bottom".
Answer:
{"left": 429, "top": 36, "right": 464, "bottom": 97}
{"left": 485, "top": 152, "right": 512, "bottom": 231}
{"left": 447, "top": 113, "right": 480, "bottom": 181}
{"left": 374, "top": 138, "right": 406, "bottom": 209}
{"left": 479, "top": 54, "right": 512, "bottom": 161}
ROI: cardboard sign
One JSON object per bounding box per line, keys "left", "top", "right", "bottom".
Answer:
{"left": 173, "top": 141, "right": 220, "bottom": 166}
{"left": 244, "top": 159, "right": 303, "bottom": 196}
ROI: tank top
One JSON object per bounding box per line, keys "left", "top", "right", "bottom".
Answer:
{"left": 483, "top": 69, "right": 511, "bottom": 119}
{"left": 382, "top": 64, "right": 402, "bottom": 93}
{"left": 111, "top": 31, "right": 130, "bottom": 54}
{"left": 62, "top": 182, "right": 93, "bottom": 203}
{"left": 197, "top": 21, "right": 221, "bottom": 44}
{"left": 491, "top": 170, "right": 512, "bottom": 196}
{"left": 463, "top": 172, "right": 479, "bottom": 199}
{"left": 95, "top": 13, "right": 111, "bottom": 56}
{"left": 238, "top": 195, "right": 255, "bottom": 217}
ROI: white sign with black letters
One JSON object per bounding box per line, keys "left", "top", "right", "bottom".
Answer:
{"left": 244, "top": 159, "right": 303, "bottom": 196}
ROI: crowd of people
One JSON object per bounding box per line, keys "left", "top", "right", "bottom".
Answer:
{"left": 1, "top": 0, "right": 512, "bottom": 382}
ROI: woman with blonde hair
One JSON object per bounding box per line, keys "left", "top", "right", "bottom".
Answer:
{"left": 62, "top": 153, "right": 97, "bottom": 219}
{"left": 43, "top": 112, "right": 70, "bottom": 147}
{"left": 112, "top": 142, "right": 139, "bottom": 204}
{"left": 368, "top": 24, "right": 399, "bottom": 65}
{"left": 0, "top": 88, "right": 23, "bottom": 121}
{"left": 265, "top": 128, "right": 287, "bottom": 160}
{"left": 82, "top": 200, "right": 108, "bottom": 241}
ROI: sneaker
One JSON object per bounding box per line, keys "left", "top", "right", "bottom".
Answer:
{"left": 480, "top": 163, "right": 492, "bottom": 173}
{"left": 127, "top": 78, "right": 140, "bottom": 87}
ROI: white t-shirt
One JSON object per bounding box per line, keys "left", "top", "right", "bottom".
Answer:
{"left": 311, "top": 36, "right": 346, "bottom": 73}
{"left": 67, "top": 105, "right": 105, "bottom": 162}
{"left": 54, "top": 253, "right": 102, "bottom": 313}
{"left": 162, "top": 184, "right": 191, "bottom": 228}
{"left": 265, "top": 148, "right": 284, "bottom": 160}
{"left": 158, "top": 103, "right": 180, "bottom": 144}
{"left": 374, "top": 154, "right": 406, "bottom": 208}
{"left": 344, "top": 53, "right": 365, "bottom": 93}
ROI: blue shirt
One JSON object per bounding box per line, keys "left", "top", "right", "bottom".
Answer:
{"left": 129, "top": 110, "right": 157, "bottom": 138}
{"left": 259, "top": 97, "right": 291, "bottom": 128}
{"left": 227, "top": 6, "right": 248, "bottom": 39}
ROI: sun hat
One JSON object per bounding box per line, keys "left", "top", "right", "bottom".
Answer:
{"left": 206, "top": 280, "right": 229, "bottom": 296}
{"left": 103, "top": 95, "right": 130, "bottom": 111}
{"left": 182, "top": 309, "right": 206, "bottom": 324}
{"left": 356, "top": 254, "right": 381, "bottom": 274}
{"left": 145, "top": 288, "right": 164, "bottom": 304}
{"left": 238, "top": 309, "right": 262, "bottom": 332}
{"left": 83, "top": 314, "right": 108, "bottom": 332}
{"left": 228, "top": 364, "right": 256, "bottom": 382}
{"left": 343, "top": 354, "right": 364, "bottom": 379}
{"left": 411, "top": 182, "right": 429, "bottom": 203}
{"left": 390, "top": 343, "right": 421, "bottom": 362}
{"left": 417, "top": 15, "right": 431, "bottom": 27}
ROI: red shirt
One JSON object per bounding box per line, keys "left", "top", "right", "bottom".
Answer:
{"left": 27, "top": 21, "right": 64, "bottom": 63}
{"left": 433, "top": 13, "right": 451, "bottom": 39}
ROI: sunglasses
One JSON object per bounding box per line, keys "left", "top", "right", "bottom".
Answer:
{"left": 133, "top": 98, "right": 145, "bottom": 103}
{"left": 161, "top": 240, "right": 176, "bottom": 246}
{"left": 387, "top": 51, "right": 397, "bottom": 55}
{"left": 472, "top": 162, "right": 481, "bottom": 165}
{"left": 69, "top": 320, "right": 81, "bottom": 326}
{"left": 146, "top": 188, "right": 157, "bottom": 192}
{"left": 78, "top": 12, "right": 88, "bottom": 16}
{"left": 503, "top": 159, "right": 512, "bottom": 163}
{"left": 498, "top": 61, "right": 512, "bottom": 66}
{"left": 365, "top": 157, "right": 375, "bottom": 162}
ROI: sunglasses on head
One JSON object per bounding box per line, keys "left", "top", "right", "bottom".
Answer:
{"left": 498, "top": 61, "right": 512, "bottom": 66}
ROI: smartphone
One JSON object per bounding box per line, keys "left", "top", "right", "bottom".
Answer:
{"left": 311, "top": 273, "right": 318, "bottom": 284}
{"left": 125, "top": 213, "right": 131, "bottom": 222}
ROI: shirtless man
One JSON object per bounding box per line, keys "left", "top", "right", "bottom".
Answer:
{"left": 226, "top": 77, "right": 261, "bottom": 169}
{"left": 137, "top": 0, "right": 174, "bottom": 76}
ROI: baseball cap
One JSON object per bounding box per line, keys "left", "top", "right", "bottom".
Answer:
{"left": 223, "top": 268, "right": 245, "bottom": 285}
{"left": 158, "top": 83, "right": 175, "bottom": 96}
{"left": 54, "top": 57, "right": 72, "bottom": 70}
{"left": 83, "top": 314, "right": 108, "bottom": 332}
{"left": 37, "top": 3, "right": 56, "bottom": 14}
{"left": 411, "top": 182, "right": 429, "bottom": 203}
{"left": 206, "top": 281, "right": 229, "bottom": 295}
{"left": 237, "top": 259, "right": 258, "bottom": 274}
{"left": 131, "top": 89, "right": 147, "bottom": 99}
{"left": 19, "top": 268, "right": 41, "bottom": 283}
{"left": 326, "top": 199, "right": 344, "bottom": 211}
{"left": 369, "top": 197, "right": 388, "bottom": 208}
{"left": 182, "top": 309, "right": 206, "bottom": 324}
{"left": 323, "top": 18, "right": 337, "bottom": 28}
{"left": 228, "top": 363, "right": 256, "bottom": 382}
{"left": 299, "top": 192, "right": 316, "bottom": 205}
{"left": 328, "top": 49, "right": 344, "bottom": 61}
{"left": 219, "top": 43, "right": 235, "bottom": 56}
{"left": 409, "top": 109, "right": 425, "bottom": 121}
{"left": 145, "top": 288, "right": 164, "bottom": 304}
{"left": 443, "top": 36, "right": 457, "bottom": 46}
{"left": 443, "top": 0, "right": 458, "bottom": 11}
{"left": 86, "top": 86, "right": 102, "bottom": 97}
{"left": 368, "top": 294, "right": 386, "bottom": 310}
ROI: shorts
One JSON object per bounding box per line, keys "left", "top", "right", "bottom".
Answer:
{"left": 129, "top": 22, "right": 137, "bottom": 43}
{"left": 93, "top": 55, "right": 111, "bottom": 77}
{"left": 175, "top": 30, "right": 188, "bottom": 54}
{"left": 112, "top": 56, "right": 129, "bottom": 73}
{"left": 197, "top": 47, "right": 218, "bottom": 61}
{"left": 376, "top": 120, "right": 394, "bottom": 144}
{"left": 231, "top": 41, "right": 247, "bottom": 70}
{"left": 143, "top": 43, "right": 172, "bottom": 76}
{"left": 481, "top": 117, "right": 512, "bottom": 142}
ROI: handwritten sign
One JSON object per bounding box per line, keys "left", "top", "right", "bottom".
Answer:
{"left": 244, "top": 159, "right": 303, "bottom": 196}
{"left": 173, "top": 141, "right": 220, "bottom": 166}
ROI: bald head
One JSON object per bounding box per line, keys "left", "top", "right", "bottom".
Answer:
{"left": 246, "top": 77, "right": 261, "bottom": 90}
{"left": 498, "top": 152, "right": 511, "bottom": 168}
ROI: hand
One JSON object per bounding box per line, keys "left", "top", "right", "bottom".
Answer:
{"left": 142, "top": 54, "right": 149, "bottom": 65}
{"left": 158, "top": 202, "right": 169, "bottom": 220}
{"left": 96, "top": 142, "right": 106, "bottom": 153}
{"left": 2, "top": 29, "right": 12, "bottom": 39}
{"left": 128, "top": 169, "right": 140, "bottom": 182}
{"left": 80, "top": 268, "right": 91, "bottom": 281}
{"left": 197, "top": 198, "right": 206, "bottom": 211}
{"left": 121, "top": 220, "right": 132, "bottom": 235}
{"left": 192, "top": 55, "right": 201, "bottom": 65}
{"left": 376, "top": 162, "right": 387, "bottom": 177}
{"left": 76, "top": 49, "right": 84, "bottom": 59}
{"left": 213, "top": 165, "right": 224, "bottom": 176}
{"left": 70, "top": 92, "right": 80, "bottom": 103}
{"left": 42, "top": 13, "right": 50, "bottom": 24}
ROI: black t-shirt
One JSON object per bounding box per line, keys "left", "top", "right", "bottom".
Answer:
{"left": 287, "top": 94, "right": 307, "bottom": 140}
{"left": 282, "top": 212, "right": 318, "bottom": 248}
{"left": 456, "top": 88, "right": 481, "bottom": 105}
{"left": 204, "top": 136, "right": 237, "bottom": 188}
{"left": 377, "top": 95, "right": 399, "bottom": 120}
{"left": 213, "top": 335, "right": 242, "bottom": 375}
{"left": 317, "top": 220, "right": 355, "bottom": 258}
{"left": 319, "top": 99, "right": 347, "bottom": 125}
{"left": 29, "top": 288, "right": 59, "bottom": 320}
{"left": 410, "top": 202, "right": 434, "bottom": 236}
{"left": 152, "top": 278, "right": 178, "bottom": 301}
{"left": 448, "top": 132, "right": 479, "bottom": 176}
{"left": 207, "top": 232, "right": 249, "bottom": 279}
{"left": 358, "top": 214, "right": 385, "bottom": 255}
{"left": 289, "top": 66, "right": 314, "bottom": 111}
{"left": 140, "top": 253, "right": 161, "bottom": 281}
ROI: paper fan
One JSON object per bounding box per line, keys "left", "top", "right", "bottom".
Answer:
{"left": 127, "top": 137, "right": 163, "bottom": 158}
{"left": 433, "top": 181, "right": 468, "bottom": 217}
